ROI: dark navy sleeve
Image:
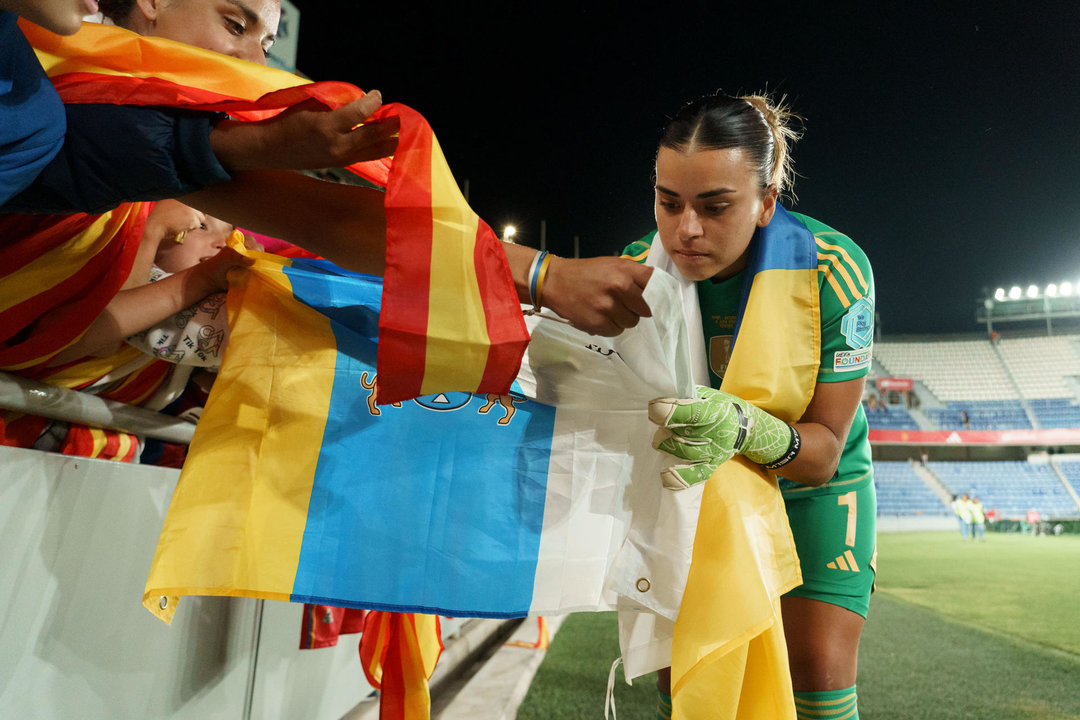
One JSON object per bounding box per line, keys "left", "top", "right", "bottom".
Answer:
{"left": 0, "top": 11, "right": 67, "bottom": 206}
{"left": 2, "top": 104, "right": 232, "bottom": 214}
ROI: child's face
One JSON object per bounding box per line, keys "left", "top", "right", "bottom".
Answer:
{"left": 136, "top": 0, "right": 280, "bottom": 64}
{"left": 150, "top": 200, "right": 235, "bottom": 273}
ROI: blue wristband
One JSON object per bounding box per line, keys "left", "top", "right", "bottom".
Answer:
{"left": 527, "top": 250, "right": 548, "bottom": 308}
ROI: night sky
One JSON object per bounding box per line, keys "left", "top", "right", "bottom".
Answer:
{"left": 295, "top": 2, "right": 1080, "bottom": 336}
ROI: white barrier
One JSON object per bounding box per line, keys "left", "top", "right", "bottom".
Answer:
{"left": 0, "top": 445, "right": 374, "bottom": 719}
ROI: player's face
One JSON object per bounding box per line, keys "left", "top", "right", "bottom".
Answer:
{"left": 9, "top": 0, "right": 97, "bottom": 35}
{"left": 137, "top": 0, "right": 279, "bottom": 64}
{"left": 654, "top": 146, "right": 777, "bottom": 282}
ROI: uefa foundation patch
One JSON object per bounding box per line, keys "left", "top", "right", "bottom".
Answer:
{"left": 834, "top": 348, "right": 871, "bottom": 372}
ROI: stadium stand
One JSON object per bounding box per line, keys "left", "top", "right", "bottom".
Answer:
{"left": 874, "top": 340, "right": 1019, "bottom": 402}
{"left": 874, "top": 335, "right": 1080, "bottom": 429}
{"left": 997, "top": 335, "right": 1080, "bottom": 427}
{"left": 1052, "top": 460, "right": 1080, "bottom": 500}
{"left": 864, "top": 404, "right": 919, "bottom": 430}
{"left": 996, "top": 335, "right": 1080, "bottom": 399}
{"left": 927, "top": 461, "right": 1080, "bottom": 519}
{"left": 1028, "top": 398, "right": 1080, "bottom": 428}
{"left": 922, "top": 401, "right": 1032, "bottom": 430}
{"left": 873, "top": 461, "right": 951, "bottom": 517}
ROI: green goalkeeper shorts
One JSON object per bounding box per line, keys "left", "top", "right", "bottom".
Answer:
{"left": 782, "top": 480, "right": 877, "bottom": 617}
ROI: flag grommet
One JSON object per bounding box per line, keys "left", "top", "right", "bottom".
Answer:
{"left": 159, "top": 596, "right": 168, "bottom": 610}
{"left": 635, "top": 578, "right": 651, "bottom": 593}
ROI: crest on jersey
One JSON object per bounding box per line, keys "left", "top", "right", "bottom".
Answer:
{"left": 841, "top": 297, "right": 874, "bottom": 350}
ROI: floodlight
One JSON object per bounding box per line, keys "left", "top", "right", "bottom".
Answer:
{"left": 1026, "top": 285, "right": 1039, "bottom": 298}
{"left": 503, "top": 225, "right": 517, "bottom": 242}
{"left": 1008, "top": 286, "right": 1022, "bottom": 300}
{"left": 993, "top": 288, "right": 1006, "bottom": 301}
{"left": 1062, "top": 282, "right": 1074, "bottom": 297}
{"left": 1046, "top": 284, "right": 1058, "bottom": 297}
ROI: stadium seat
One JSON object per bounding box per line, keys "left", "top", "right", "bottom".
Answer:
{"left": 873, "top": 461, "right": 952, "bottom": 517}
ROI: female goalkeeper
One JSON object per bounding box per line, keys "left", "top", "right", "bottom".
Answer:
{"left": 627, "top": 91, "right": 875, "bottom": 720}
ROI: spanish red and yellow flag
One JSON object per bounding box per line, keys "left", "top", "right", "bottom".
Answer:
{"left": 360, "top": 612, "right": 443, "bottom": 720}
{"left": 21, "top": 19, "right": 528, "bottom": 404}
{"left": 0, "top": 203, "right": 164, "bottom": 457}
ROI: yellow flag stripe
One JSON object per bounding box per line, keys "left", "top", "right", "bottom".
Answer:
{"left": 228, "top": 256, "right": 328, "bottom": 594}
{"left": 421, "top": 135, "right": 489, "bottom": 394}
{"left": 0, "top": 213, "right": 120, "bottom": 315}
{"left": 143, "top": 251, "right": 329, "bottom": 622}
{"left": 90, "top": 427, "right": 108, "bottom": 458}
{"left": 114, "top": 432, "right": 133, "bottom": 462}
{"left": 40, "top": 345, "right": 147, "bottom": 389}
{"left": 30, "top": 20, "right": 309, "bottom": 101}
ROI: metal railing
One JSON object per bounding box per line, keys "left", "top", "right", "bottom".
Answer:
{"left": 0, "top": 371, "right": 195, "bottom": 445}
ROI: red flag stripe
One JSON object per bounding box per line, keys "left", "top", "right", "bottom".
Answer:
{"left": 0, "top": 205, "right": 148, "bottom": 369}
{"left": 376, "top": 105, "right": 434, "bottom": 404}
{"left": 0, "top": 213, "right": 99, "bottom": 275}
{"left": 473, "top": 219, "right": 529, "bottom": 394}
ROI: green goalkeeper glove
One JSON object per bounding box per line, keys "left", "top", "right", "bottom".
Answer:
{"left": 648, "top": 386, "right": 801, "bottom": 489}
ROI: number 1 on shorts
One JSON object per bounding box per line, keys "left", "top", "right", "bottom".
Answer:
{"left": 838, "top": 491, "right": 857, "bottom": 547}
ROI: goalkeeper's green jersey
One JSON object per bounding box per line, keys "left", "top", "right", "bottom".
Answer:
{"left": 621, "top": 212, "right": 874, "bottom": 498}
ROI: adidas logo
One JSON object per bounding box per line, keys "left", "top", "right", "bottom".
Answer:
{"left": 826, "top": 550, "right": 860, "bottom": 572}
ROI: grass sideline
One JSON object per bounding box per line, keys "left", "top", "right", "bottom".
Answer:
{"left": 517, "top": 531, "right": 1080, "bottom": 719}
{"left": 875, "top": 531, "right": 1080, "bottom": 655}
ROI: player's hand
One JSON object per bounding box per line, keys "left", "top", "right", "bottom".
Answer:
{"left": 649, "top": 386, "right": 747, "bottom": 488}
{"left": 648, "top": 386, "right": 797, "bottom": 489}
{"left": 540, "top": 256, "right": 653, "bottom": 336}
{"left": 210, "top": 91, "right": 400, "bottom": 172}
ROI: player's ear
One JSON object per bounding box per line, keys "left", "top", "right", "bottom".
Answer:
{"left": 757, "top": 184, "right": 779, "bottom": 227}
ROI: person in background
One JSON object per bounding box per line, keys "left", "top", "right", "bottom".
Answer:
{"left": 3, "top": 0, "right": 398, "bottom": 216}
{"left": 1, "top": 0, "right": 89, "bottom": 205}
{"left": 1025, "top": 508, "right": 1041, "bottom": 536}
{"left": 969, "top": 496, "right": 986, "bottom": 541}
{"left": 17, "top": 0, "right": 653, "bottom": 336}
{"left": 631, "top": 91, "right": 875, "bottom": 720}
{"left": 1, "top": 200, "right": 249, "bottom": 458}
{"left": 47, "top": 199, "right": 254, "bottom": 369}
{"left": 952, "top": 493, "right": 973, "bottom": 540}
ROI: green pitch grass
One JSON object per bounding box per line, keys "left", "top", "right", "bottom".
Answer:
{"left": 517, "top": 531, "right": 1080, "bottom": 720}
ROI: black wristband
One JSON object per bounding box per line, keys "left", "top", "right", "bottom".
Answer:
{"left": 763, "top": 424, "right": 801, "bottom": 470}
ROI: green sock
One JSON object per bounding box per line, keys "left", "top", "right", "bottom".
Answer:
{"left": 657, "top": 690, "right": 673, "bottom": 720}
{"left": 793, "top": 686, "right": 858, "bottom": 720}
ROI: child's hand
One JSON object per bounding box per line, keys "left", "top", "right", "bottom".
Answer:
{"left": 242, "top": 233, "right": 265, "bottom": 252}
{"left": 192, "top": 247, "right": 254, "bottom": 292}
